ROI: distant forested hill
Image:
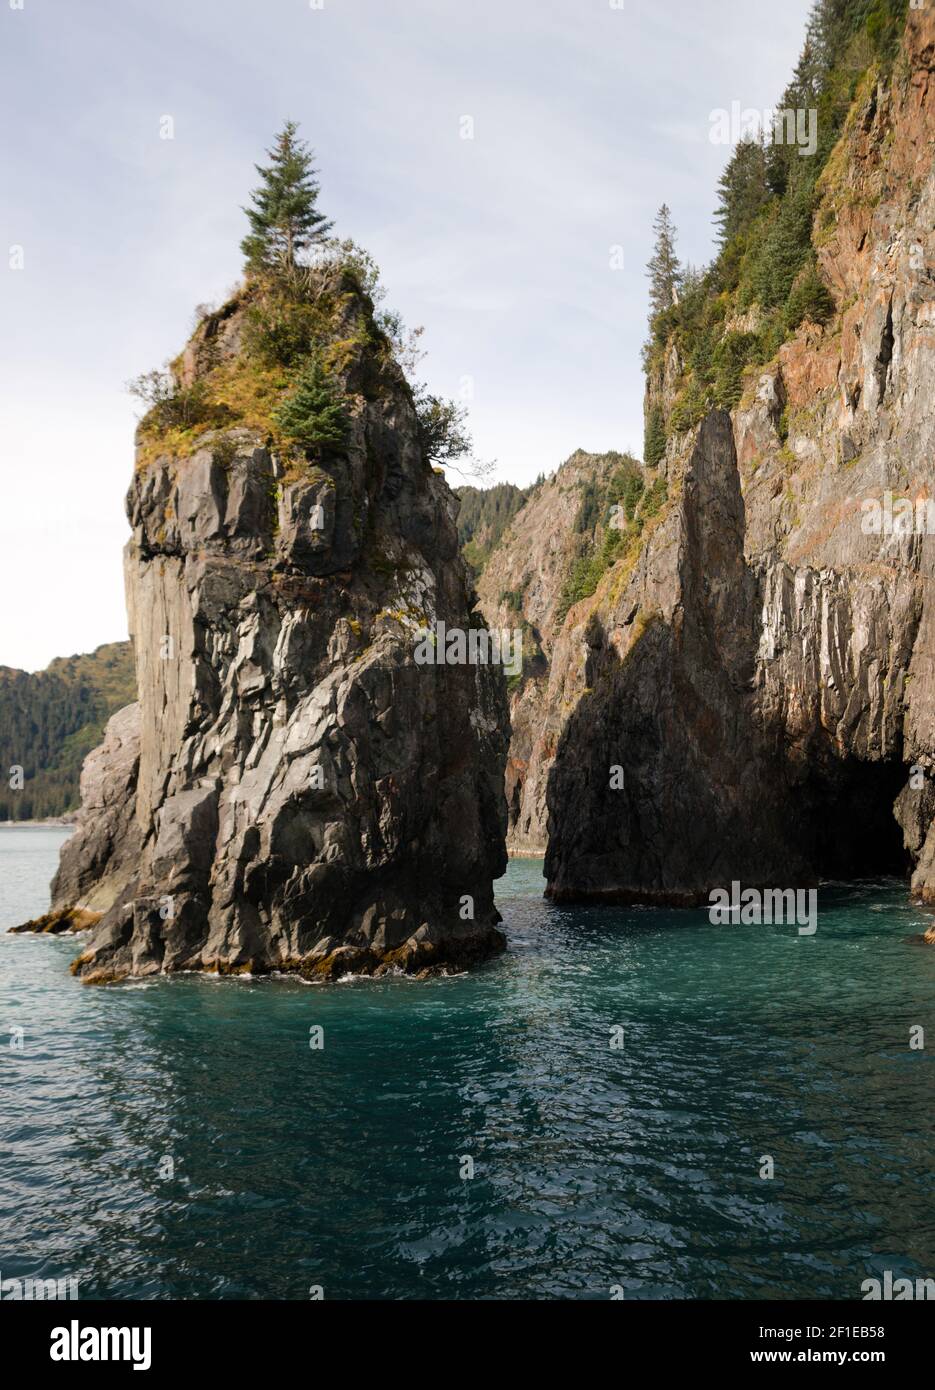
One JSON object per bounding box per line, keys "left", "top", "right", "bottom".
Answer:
{"left": 0, "top": 642, "right": 136, "bottom": 820}
{"left": 456, "top": 481, "right": 541, "bottom": 576}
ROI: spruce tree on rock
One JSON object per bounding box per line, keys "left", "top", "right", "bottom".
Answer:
{"left": 272, "top": 355, "right": 348, "bottom": 452}
{"left": 714, "top": 136, "right": 769, "bottom": 247}
{"left": 241, "top": 121, "right": 333, "bottom": 273}
{"left": 644, "top": 404, "right": 667, "bottom": 468}
{"left": 646, "top": 204, "right": 680, "bottom": 325}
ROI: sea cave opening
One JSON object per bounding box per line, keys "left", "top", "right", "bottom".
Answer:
{"left": 794, "top": 753, "right": 912, "bottom": 881}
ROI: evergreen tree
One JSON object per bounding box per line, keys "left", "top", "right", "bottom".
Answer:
{"left": 646, "top": 205, "right": 680, "bottom": 323}
{"left": 765, "top": 36, "right": 821, "bottom": 200}
{"left": 680, "top": 262, "right": 704, "bottom": 297}
{"left": 748, "top": 178, "right": 816, "bottom": 308}
{"left": 644, "top": 405, "right": 667, "bottom": 467}
{"left": 763, "top": 0, "right": 905, "bottom": 196}
{"left": 784, "top": 262, "right": 836, "bottom": 331}
{"left": 622, "top": 471, "right": 645, "bottom": 520}
{"left": 714, "top": 136, "right": 770, "bottom": 247}
{"left": 272, "top": 356, "right": 348, "bottom": 451}
{"left": 241, "top": 122, "right": 333, "bottom": 273}
{"left": 806, "top": 0, "right": 905, "bottom": 75}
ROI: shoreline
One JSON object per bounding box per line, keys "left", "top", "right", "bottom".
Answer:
{"left": 0, "top": 819, "right": 77, "bottom": 829}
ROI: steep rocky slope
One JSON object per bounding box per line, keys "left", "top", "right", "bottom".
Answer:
{"left": 475, "top": 450, "right": 646, "bottom": 852}
{"left": 17, "top": 257, "right": 509, "bottom": 978}
{"left": 456, "top": 481, "right": 533, "bottom": 577}
{"left": 545, "top": 7, "right": 935, "bottom": 908}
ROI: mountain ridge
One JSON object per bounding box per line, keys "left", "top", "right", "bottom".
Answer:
{"left": 0, "top": 641, "right": 135, "bottom": 822}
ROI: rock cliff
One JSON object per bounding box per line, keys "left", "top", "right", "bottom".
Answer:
{"left": 545, "top": 8, "right": 935, "bottom": 907}
{"left": 22, "top": 258, "right": 509, "bottom": 978}
{"left": 475, "top": 451, "right": 645, "bottom": 853}
{"left": 10, "top": 701, "right": 142, "bottom": 933}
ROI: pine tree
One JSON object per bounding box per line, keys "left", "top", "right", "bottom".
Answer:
{"left": 644, "top": 405, "right": 667, "bottom": 467}
{"left": 714, "top": 136, "right": 770, "bottom": 247}
{"left": 272, "top": 357, "right": 348, "bottom": 451}
{"left": 646, "top": 205, "right": 680, "bottom": 324}
{"left": 241, "top": 122, "right": 333, "bottom": 273}
{"left": 749, "top": 179, "right": 816, "bottom": 309}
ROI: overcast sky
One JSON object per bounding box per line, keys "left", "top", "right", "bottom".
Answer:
{"left": 0, "top": 0, "right": 813, "bottom": 671}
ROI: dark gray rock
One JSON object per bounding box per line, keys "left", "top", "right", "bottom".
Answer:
{"left": 11, "top": 702, "right": 142, "bottom": 934}
{"left": 25, "top": 278, "right": 509, "bottom": 981}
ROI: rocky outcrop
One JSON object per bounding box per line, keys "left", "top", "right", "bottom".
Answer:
{"left": 545, "top": 414, "right": 915, "bottom": 901}
{"left": 11, "top": 702, "right": 142, "bottom": 933}
{"left": 20, "top": 264, "right": 508, "bottom": 979}
{"left": 475, "top": 451, "right": 638, "bottom": 853}
{"left": 545, "top": 9, "right": 935, "bottom": 907}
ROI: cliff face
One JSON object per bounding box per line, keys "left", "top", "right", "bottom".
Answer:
{"left": 31, "top": 262, "right": 509, "bottom": 979}
{"left": 475, "top": 451, "right": 637, "bottom": 853}
{"left": 10, "top": 701, "right": 142, "bottom": 934}
{"left": 545, "top": 9, "right": 935, "bottom": 906}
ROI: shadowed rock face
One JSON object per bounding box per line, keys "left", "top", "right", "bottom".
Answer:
{"left": 544, "top": 415, "right": 917, "bottom": 904}
{"left": 27, "top": 274, "right": 508, "bottom": 981}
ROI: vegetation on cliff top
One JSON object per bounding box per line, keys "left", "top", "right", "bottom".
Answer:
{"left": 240, "top": 119, "right": 333, "bottom": 272}
{"left": 643, "top": 0, "right": 910, "bottom": 455}
{"left": 0, "top": 642, "right": 136, "bottom": 821}
{"left": 461, "top": 452, "right": 667, "bottom": 639}
{"left": 129, "top": 123, "right": 486, "bottom": 480}
{"left": 555, "top": 453, "right": 663, "bottom": 625}
{"left": 271, "top": 352, "right": 350, "bottom": 451}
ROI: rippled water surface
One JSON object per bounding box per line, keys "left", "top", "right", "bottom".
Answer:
{"left": 1, "top": 826, "right": 933, "bottom": 1299}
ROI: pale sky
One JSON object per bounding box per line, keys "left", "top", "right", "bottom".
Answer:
{"left": 0, "top": 0, "right": 812, "bottom": 671}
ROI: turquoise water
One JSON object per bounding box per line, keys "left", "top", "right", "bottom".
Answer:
{"left": 1, "top": 826, "right": 933, "bottom": 1300}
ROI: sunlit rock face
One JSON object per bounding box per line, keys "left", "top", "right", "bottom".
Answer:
{"left": 474, "top": 449, "right": 629, "bottom": 855}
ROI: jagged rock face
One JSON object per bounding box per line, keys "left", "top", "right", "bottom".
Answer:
{"left": 10, "top": 702, "right": 142, "bottom": 934}
{"left": 545, "top": 415, "right": 913, "bottom": 901}
{"left": 52, "top": 701, "right": 143, "bottom": 913}
{"left": 49, "top": 275, "right": 508, "bottom": 981}
{"left": 475, "top": 451, "right": 627, "bottom": 853}
{"left": 547, "top": 417, "right": 761, "bottom": 902}
{"left": 546, "top": 11, "right": 935, "bottom": 907}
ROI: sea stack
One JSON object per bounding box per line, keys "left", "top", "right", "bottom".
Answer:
{"left": 34, "top": 254, "right": 508, "bottom": 980}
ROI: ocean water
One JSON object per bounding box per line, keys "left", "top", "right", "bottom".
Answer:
{"left": 1, "top": 825, "right": 933, "bottom": 1301}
